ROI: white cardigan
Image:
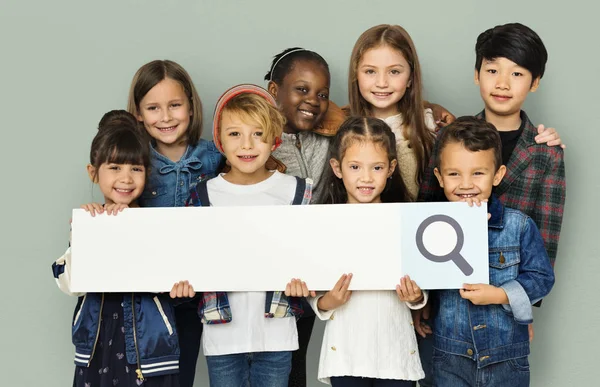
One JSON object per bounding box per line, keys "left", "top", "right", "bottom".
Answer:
{"left": 309, "top": 290, "right": 427, "bottom": 384}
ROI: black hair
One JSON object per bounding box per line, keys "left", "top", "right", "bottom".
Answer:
{"left": 475, "top": 23, "right": 548, "bottom": 81}
{"left": 321, "top": 116, "right": 412, "bottom": 204}
{"left": 264, "top": 47, "right": 330, "bottom": 85}
{"left": 89, "top": 110, "right": 150, "bottom": 179}
{"left": 436, "top": 116, "right": 503, "bottom": 171}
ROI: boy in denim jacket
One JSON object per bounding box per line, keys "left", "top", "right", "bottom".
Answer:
{"left": 431, "top": 117, "right": 555, "bottom": 386}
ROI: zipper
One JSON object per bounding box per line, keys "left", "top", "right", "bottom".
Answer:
{"left": 73, "top": 294, "right": 87, "bottom": 326}
{"left": 131, "top": 293, "right": 144, "bottom": 381}
{"left": 295, "top": 134, "right": 301, "bottom": 150}
{"left": 153, "top": 296, "right": 174, "bottom": 335}
{"left": 88, "top": 293, "right": 104, "bottom": 366}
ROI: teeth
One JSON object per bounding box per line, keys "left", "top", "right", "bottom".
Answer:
{"left": 115, "top": 189, "right": 133, "bottom": 193}
{"left": 158, "top": 126, "right": 176, "bottom": 131}
{"left": 299, "top": 110, "right": 314, "bottom": 117}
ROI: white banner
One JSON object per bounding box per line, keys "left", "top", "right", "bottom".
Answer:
{"left": 69, "top": 202, "right": 489, "bottom": 292}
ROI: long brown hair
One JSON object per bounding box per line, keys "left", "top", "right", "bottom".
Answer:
{"left": 348, "top": 24, "right": 434, "bottom": 183}
{"left": 127, "top": 60, "right": 203, "bottom": 145}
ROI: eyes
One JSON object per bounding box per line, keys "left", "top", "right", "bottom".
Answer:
{"left": 348, "top": 164, "right": 386, "bottom": 171}
{"left": 485, "top": 69, "right": 524, "bottom": 77}
{"left": 447, "top": 171, "right": 486, "bottom": 177}
{"left": 145, "top": 102, "right": 183, "bottom": 111}
{"left": 106, "top": 164, "right": 145, "bottom": 173}
{"left": 294, "top": 86, "right": 329, "bottom": 100}
{"left": 227, "top": 131, "right": 263, "bottom": 138}
{"left": 363, "top": 68, "right": 403, "bottom": 75}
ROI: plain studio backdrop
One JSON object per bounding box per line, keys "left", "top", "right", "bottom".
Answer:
{"left": 0, "top": 0, "right": 597, "bottom": 385}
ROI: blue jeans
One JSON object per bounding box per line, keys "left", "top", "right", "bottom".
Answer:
{"left": 330, "top": 377, "right": 413, "bottom": 387}
{"left": 432, "top": 349, "right": 530, "bottom": 387}
{"left": 206, "top": 351, "right": 292, "bottom": 387}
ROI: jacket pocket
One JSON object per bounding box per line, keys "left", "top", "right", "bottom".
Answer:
{"left": 489, "top": 249, "right": 520, "bottom": 287}
{"left": 73, "top": 294, "right": 87, "bottom": 326}
{"left": 140, "top": 184, "right": 169, "bottom": 206}
{"left": 153, "top": 296, "right": 174, "bottom": 335}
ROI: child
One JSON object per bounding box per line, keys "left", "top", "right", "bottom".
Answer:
{"left": 184, "top": 84, "right": 312, "bottom": 387}
{"left": 265, "top": 47, "right": 347, "bottom": 387}
{"left": 430, "top": 116, "right": 555, "bottom": 386}
{"left": 348, "top": 24, "right": 438, "bottom": 201}
{"left": 127, "top": 59, "right": 223, "bottom": 387}
{"left": 306, "top": 116, "right": 427, "bottom": 386}
{"left": 420, "top": 23, "right": 566, "bottom": 267}
{"left": 52, "top": 110, "right": 180, "bottom": 386}
{"left": 266, "top": 47, "right": 346, "bottom": 205}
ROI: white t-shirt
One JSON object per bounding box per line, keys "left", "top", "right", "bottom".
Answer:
{"left": 202, "top": 171, "right": 299, "bottom": 356}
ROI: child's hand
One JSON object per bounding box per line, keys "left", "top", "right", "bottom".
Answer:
{"left": 81, "top": 202, "right": 104, "bottom": 217}
{"left": 528, "top": 323, "right": 534, "bottom": 342}
{"left": 317, "top": 273, "right": 353, "bottom": 311}
{"left": 459, "top": 283, "right": 508, "bottom": 305}
{"left": 460, "top": 197, "right": 487, "bottom": 207}
{"left": 396, "top": 275, "right": 424, "bottom": 304}
{"left": 170, "top": 280, "right": 195, "bottom": 299}
{"left": 428, "top": 103, "right": 456, "bottom": 129}
{"left": 285, "top": 278, "right": 316, "bottom": 297}
{"left": 535, "top": 124, "right": 566, "bottom": 149}
{"left": 104, "top": 203, "right": 129, "bottom": 215}
{"left": 411, "top": 304, "right": 433, "bottom": 338}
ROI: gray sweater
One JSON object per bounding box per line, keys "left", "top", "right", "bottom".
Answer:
{"left": 273, "top": 131, "right": 331, "bottom": 204}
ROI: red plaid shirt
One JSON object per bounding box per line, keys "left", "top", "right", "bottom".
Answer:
{"left": 418, "top": 110, "right": 566, "bottom": 266}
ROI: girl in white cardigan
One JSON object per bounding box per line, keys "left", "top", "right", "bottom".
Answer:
{"left": 288, "top": 117, "right": 427, "bottom": 386}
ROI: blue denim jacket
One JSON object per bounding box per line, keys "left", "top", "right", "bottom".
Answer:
{"left": 139, "top": 139, "right": 223, "bottom": 208}
{"left": 433, "top": 196, "right": 555, "bottom": 368}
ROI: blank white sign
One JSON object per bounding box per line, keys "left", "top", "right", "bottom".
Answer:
{"left": 69, "top": 202, "right": 489, "bottom": 292}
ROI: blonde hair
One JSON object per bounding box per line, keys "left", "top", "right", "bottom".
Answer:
{"left": 348, "top": 24, "right": 434, "bottom": 183}
{"left": 127, "top": 60, "right": 203, "bottom": 145}
{"left": 219, "top": 93, "right": 285, "bottom": 145}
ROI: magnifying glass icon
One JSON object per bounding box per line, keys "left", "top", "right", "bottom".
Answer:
{"left": 415, "top": 214, "right": 473, "bottom": 276}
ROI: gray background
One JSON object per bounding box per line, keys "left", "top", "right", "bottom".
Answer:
{"left": 1, "top": 0, "right": 597, "bottom": 385}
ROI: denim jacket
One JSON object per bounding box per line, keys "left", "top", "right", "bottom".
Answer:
{"left": 433, "top": 196, "right": 555, "bottom": 368}
{"left": 139, "top": 139, "right": 223, "bottom": 208}
{"left": 52, "top": 249, "right": 180, "bottom": 378}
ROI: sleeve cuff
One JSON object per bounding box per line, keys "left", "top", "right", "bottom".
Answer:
{"left": 406, "top": 290, "right": 429, "bottom": 310}
{"left": 308, "top": 293, "right": 335, "bottom": 321}
{"left": 500, "top": 280, "right": 532, "bottom": 324}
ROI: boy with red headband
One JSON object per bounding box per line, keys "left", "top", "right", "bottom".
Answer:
{"left": 183, "top": 84, "right": 312, "bottom": 387}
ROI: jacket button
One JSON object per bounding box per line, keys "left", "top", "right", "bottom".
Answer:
{"left": 499, "top": 252, "right": 505, "bottom": 264}
{"left": 467, "top": 349, "right": 474, "bottom": 356}
{"left": 152, "top": 191, "right": 157, "bottom": 196}
{"left": 331, "top": 346, "right": 337, "bottom": 351}
{"left": 330, "top": 314, "right": 335, "bottom": 320}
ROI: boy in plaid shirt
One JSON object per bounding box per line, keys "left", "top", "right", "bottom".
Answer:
{"left": 419, "top": 22, "right": 566, "bottom": 266}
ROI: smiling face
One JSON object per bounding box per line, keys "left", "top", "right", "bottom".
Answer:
{"left": 135, "top": 77, "right": 192, "bottom": 149}
{"left": 88, "top": 162, "right": 146, "bottom": 206}
{"left": 434, "top": 141, "right": 506, "bottom": 203}
{"left": 357, "top": 45, "right": 411, "bottom": 119}
{"left": 476, "top": 57, "right": 539, "bottom": 124}
{"left": 330, "top": 140, "right": 397, "bottom": 204}
{"left": 219, "top": 110, "right": 275, "bottom": 184}
{"left": 269, "top": 59, "right": 330, "bottom": 133}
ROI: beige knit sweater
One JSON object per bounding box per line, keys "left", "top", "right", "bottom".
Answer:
{"left": 383, "top": 109, "right": 436, "bottom": 201}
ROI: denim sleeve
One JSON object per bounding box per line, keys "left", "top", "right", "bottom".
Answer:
{"left": 501, "top": 217, "right": 555, "bottom": 324}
